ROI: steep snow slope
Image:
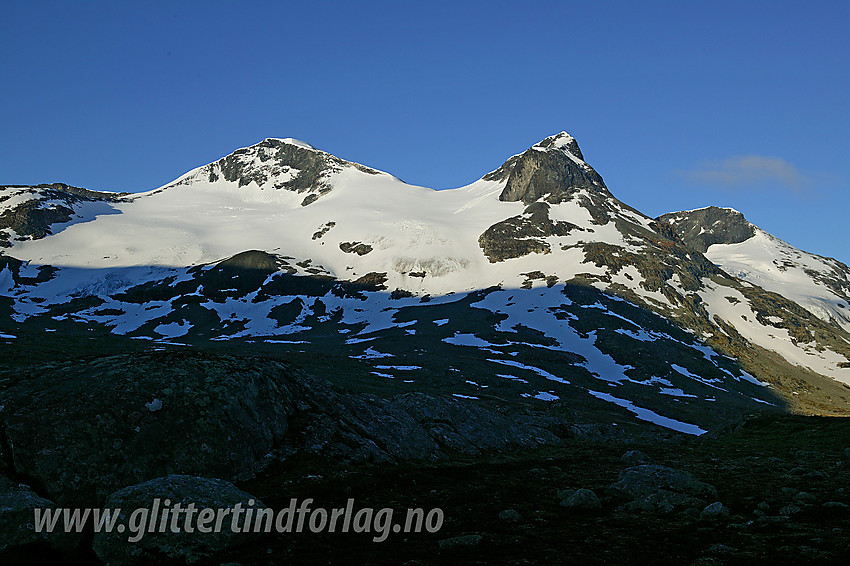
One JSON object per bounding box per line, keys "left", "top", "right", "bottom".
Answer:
{"left": 0, "top": 183, "right": 127, "bottom": 247}
{"left": 661, "top": 207, "right": 850, "bottom": 333}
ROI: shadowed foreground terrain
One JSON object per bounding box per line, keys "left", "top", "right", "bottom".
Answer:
{"left": 5, "top": 416, "right": 850, "bottom": 564}
{"left": 238, "top": 415, "right": 850, "bottom": 565}
{"left": 2, "top": 342, "right": 849, "bottom": 565}
{"left": 3, "top": 127, "right": 850, "bottom": 566}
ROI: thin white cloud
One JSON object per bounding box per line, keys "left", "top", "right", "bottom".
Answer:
{"left": 678, "top": 155, "right": 812, "bottom": 194}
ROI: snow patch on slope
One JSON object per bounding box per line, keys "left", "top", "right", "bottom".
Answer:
{"left": 707, "top": 228, "right": 850, "bottom": 333}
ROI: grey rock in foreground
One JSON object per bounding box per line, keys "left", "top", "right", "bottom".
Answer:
{"left": 0, "top": 351, "right": 301, "bottom": 506}
{"left": 610, "top": 465, "right": 718, "bottom": 501}
{"left": 700, "top": 501, "right": 730, "bottom": 520}
{"left": 0, "top": 474, "right": 80, "bottom": 556}
{"left": 92, "top": 475, "right": 264, "bottom": 566}
{"left": 559, "top": 488, "right": 601, "bottom": 511}
{"left": 0, "top": 350, "right": 577, "bottom": 509}
{"left": 609, "top": 465, "right": 718, "bottom": 514}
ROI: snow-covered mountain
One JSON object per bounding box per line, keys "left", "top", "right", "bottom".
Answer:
{"left": 2, "top": 133, "right": 671, "bottom": 296}
{"left": 660, "top": 206, "right": 850, "bottom": 333}
{"left": 2, "top": 133, "right": 850, "bottom": 434}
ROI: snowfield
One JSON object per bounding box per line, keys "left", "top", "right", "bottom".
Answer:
{"left": 706, "top": 228, "right": 850, "bottom": 333}
{"left": 3, "top": 131, "right": 850, "bottom": 428}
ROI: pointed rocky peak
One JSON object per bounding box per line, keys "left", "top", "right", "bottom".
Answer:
{"left": 532, "top": 131, "right": 585, "bottom": 161}
{"left": 658, "top": 206, "right": 756, "bottom": 253}
{"left": 483, "top": 132, "right": 608, "bottom": 205}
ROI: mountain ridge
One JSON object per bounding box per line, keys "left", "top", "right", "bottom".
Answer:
{"left": 661, "top": 206, "right": 850, "bottom": 334}
{"left": 2, "top": 132, "right": 850, "bottom": 433}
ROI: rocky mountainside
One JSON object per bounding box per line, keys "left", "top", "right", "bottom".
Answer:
{"left": 661, "top": 206, "right": 850, "bottom": 334}
{"left": 2, "top": 132, "right": 850, "bottom": 431}
{"left": 0, "top": 183, "right": 128, "bottom": 247}
{"left": 4, "top": 132, "right": 850, "bottom": 564}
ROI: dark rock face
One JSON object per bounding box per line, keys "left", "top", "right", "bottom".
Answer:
{"left": 215, "top": 139, "right": 329, "bottom": 191}
{"left": 488, "top": 134, "right": 607, "bottom": 205}
{"left": 478, "top": 133, "right": 669, "bottom": 264}
{"left": 479, "top": 202, "right": 581, "bottom": 262}
{"left": 92, "top": 475, "right": 263, "bottom": 566}
{"left": 0, "top": 200, "right": 75, "bottom": 245}
{"left": 311, "top": 221, "right": 335, "bottom": 240}
{"left": 658, "top": 207, "right": 756, "bottom": 253}
{"left": 581, "top": 235, "right": 720, "bottom": 295}
{"left": 0, "top": 183, "right": 126, "bottom": 246}
{"left": 535, "top": 132, "right": 586, "bottom": 158}
{"left": 0, "top": 255, "right": 57, "bottom": 286}
{"left": 351, "top": 271, "right": 388, "bottom": 290}
{"left": 300, "top": 193, "right": 320, "bottom": 206}
{"left": 339, "top": 241, "right": 373, "bottom": 255}
{"left": 662, "top": 207, "right": 850, "bottom": 332}
{"left": 194, "top": 138, "right": 382, "bottom": 207}
{"left": 217, "top": 250, "right": 280, "bottom": 272}
{"left": 111, "top": 252, "right": 338, "bottom": 307}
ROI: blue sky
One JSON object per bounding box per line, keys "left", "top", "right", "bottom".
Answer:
{"left": 2, "top": 1, "right": 848, "bottom": 261}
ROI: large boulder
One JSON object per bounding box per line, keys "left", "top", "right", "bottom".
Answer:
{"left": 0, "top": 350, "right": 570, "bottom": 509}
{"left": 609, "top": 465, "right": 718, "bottom": 513}
{"left": 559, "top": 488, "right": 602, "bottom": 511}
{"left": 92, "top": 475, "right": 264, "bottom": 566}
{"left": 609, "top": 465, "right": 718, "bottom": 501}
{"left": 0, "top": 474, "right": 80, "bottom": 557}
{"left": 0, "top": 350, "right": 307, "bottom": 506}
